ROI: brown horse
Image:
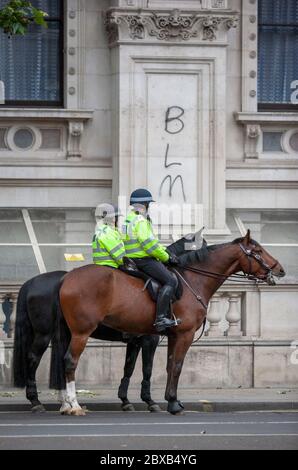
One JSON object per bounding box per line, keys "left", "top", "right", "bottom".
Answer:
{"left": 58, "top": 230, "right": 285, "bottom": 415}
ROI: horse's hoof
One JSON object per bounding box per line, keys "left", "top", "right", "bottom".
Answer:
{"left": 167, "top": 400, "right": 185, "bottom": 415}
{"left": 61, "top": 407, "right": 73, "bottom": 416}
{"left": 31, "top": 404, "right": 46, "bottom": 413}
{"left": 60, "top": 404, "right": 72, "bottom": 415}
{"left": 70, "top": 407, "right": 86, "bottom": 416}
{"left": 148, "top": 404, "right": 162, "bottom": 413}
{"left": 174, "top": 410, "right": 185, "bottom": 416}
{"left": 121, "top": 403, "right": 135, "bottom": 412}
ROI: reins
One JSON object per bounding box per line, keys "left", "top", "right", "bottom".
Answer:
{"left": 174, "top": 268, "right": 208, "bottom": 310}
{"left": 181, "top": 265, "right": 263, "bottom": 283}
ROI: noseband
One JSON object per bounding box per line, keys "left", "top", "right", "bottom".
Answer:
{"left": 238, "top": 243, "right": 278, "bottom": 283}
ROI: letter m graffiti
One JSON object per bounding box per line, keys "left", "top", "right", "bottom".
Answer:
{"left": 159, "top": 175, "right": 186, "bottom": 202}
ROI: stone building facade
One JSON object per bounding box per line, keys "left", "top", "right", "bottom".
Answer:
{"left": 0, "top": 0, "right": 298, "bottom": 389}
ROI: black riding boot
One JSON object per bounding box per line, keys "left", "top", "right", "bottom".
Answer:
{"left": 154, "top": 285, "right": 179, "bottom": 333}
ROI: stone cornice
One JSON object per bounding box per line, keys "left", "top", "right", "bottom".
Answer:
{"left": 227, "top": 160, "right": 298, "bottom": 169}
{"left": 104, "top": 8, "right": 239, "bottom": 46}
{"left": 226, "top": 180, "right": 298, "bottom": 189}
{"left": 0, "top": 108, "right": 93, "bottom": 121}
{"left": 0, "top": 179, "right": 112, "bottom": 188}
{"left": 235, "top": 112, "right": 298, "bottom": 125}
{"left": 0, "top": 158, "right": 112, "bottom": 168}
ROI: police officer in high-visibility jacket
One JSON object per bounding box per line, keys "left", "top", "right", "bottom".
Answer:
{"left": 124, "top": 188, "right": 181, "bottom": 332}
{"left": 92, "top": 203, "right": 126, "bottom": 268}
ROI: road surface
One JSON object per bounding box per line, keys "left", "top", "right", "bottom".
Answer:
{"left": 0, "top": 410, "right": 297, "bottom": 450}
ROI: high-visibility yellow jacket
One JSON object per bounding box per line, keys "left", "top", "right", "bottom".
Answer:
{"left": 92, "top": 224, "right": 126, "bottom": 268}
{"left": 123, "top": 210, "right": 169, "bottom": 262}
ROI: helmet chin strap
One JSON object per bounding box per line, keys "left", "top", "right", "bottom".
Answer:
{"left": 96, "top": 217, "right": 116, "bottom": 229}
{"left": 133, "top": 203, "right": 148, "bottom": 216}
{"left": 96, "top": 219, "right": 104, "bottom": 228}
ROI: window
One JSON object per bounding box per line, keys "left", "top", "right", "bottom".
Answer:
{"left": 228, "top": 209, "right": 298, "bottom": 282}
{"left": 258, "top": 0, "right": 298, "bottom": 110}
{"left": 0, "top": 0, "right": 63, "bottom": 106}
{"left": 0, "top": 209, "right": 95, "bottom": 282}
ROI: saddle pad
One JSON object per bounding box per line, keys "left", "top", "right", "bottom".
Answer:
{"left": 119, "top": 266, "right": 183, "bottom": 302}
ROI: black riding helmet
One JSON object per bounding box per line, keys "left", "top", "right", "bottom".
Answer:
{"left": 130, "top": 188, "right": 155, "bottom": 205}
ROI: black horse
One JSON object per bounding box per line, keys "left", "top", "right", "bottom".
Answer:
{"left": 13, "top": 271, "right": 160, "bottom": 413}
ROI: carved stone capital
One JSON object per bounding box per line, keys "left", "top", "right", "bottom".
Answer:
{"left": 104, "top": 9, "right": 239, "bottom": 45}
{"left": 69, "top": 122, "right": 83, "bottom": 137}
{"left": 201, "top": 16, "right": 221, "bottom": 41}
{"left": 148, "top": 9, "right": 199, "bottom": 41}
{"left": 246, "top": 124, "right": 261, "bottom": 139}
{"left": 244, "top": 124, "right": 261, "bottom": 159}
{"left": 67, "top": 121, "right": 84, "bottom": 160}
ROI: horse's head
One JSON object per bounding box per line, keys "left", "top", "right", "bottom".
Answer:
{"left": 237, "top": 230, "right": 285, "bottom": 285}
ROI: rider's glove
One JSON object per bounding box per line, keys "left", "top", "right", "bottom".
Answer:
{"left": 167, "top": 253, "right": 180, "bottom": 266}
{"left": 123, "top": 256, "right": 138, "bottom": 271}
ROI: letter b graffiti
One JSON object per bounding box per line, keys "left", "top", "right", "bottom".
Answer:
{"left": 165, "top": 106, "right": 185, "bottom": 134}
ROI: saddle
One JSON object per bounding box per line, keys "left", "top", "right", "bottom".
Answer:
{"left": 119, "top": 261, "right": 183, "bottom": 303}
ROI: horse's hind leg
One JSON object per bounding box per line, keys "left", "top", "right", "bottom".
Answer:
{"left": 140, "top": 335, "right": 161, "bottom": 412}
{"left": 26, "top": 332, "right": 52, "bottom": 413}
{"left": 118, "top": 340, "right": 141, "bottom": 411}
{"left": 63, "top": 334, "right": 89, "bottom": 416}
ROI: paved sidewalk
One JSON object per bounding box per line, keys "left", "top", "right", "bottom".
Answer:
{"left": 0, "top": 387, "right": 298, "bottom": 412}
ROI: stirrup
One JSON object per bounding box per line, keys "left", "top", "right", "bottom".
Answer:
{"left": 154, "top": 317, "right": 181, "bottom": 332}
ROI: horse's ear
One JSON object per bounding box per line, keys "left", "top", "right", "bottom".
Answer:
{"left": 184, "top": 232, "right": 195, "bottom": 241}
{"left": 194, "top": 226, "right": 204, "bottom": 240}
{"left": 243, "top": 229, "right": 251, "bottom": 245}
{"left": 183, "top": 227, "right": 205, "bottom": 251}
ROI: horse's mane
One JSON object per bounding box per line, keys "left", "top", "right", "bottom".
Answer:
{"left": 167, "top": 236, "right": 210, "bottom": 267}
{"left": 178, "top": 240, "right": 209, "bottom": 267}
{"left": 168, "top": 234, "right": 258, "bottom": 267}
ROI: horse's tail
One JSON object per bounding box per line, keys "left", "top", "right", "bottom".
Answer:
{"left": 49, "top": 280, "right": 70, "bottom": 390}
{"left": 13, "top": 280, "right": 33, "bottom": 388}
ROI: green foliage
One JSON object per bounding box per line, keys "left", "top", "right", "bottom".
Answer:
{"left": 0, "top": 0, "right": 48, "bottom": 36}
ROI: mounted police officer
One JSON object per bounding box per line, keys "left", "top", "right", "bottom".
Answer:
{"left": 123, "top": 188, "right": 181, "bottom": 332}
{"left": 92, "top": 203, "right": 126, "bottom": 268}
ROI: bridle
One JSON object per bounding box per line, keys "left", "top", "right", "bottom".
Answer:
{"left": 172, "top": 242, "right": 279, "bottom": 345}
{"left": 238, "top": 242, "right": 279, "bottom": 285}
{"left": 180, "top": 242, "right": 279, "bottom": 284}
{"left": 173, "top": 242, "right": 280, "bottom": 308}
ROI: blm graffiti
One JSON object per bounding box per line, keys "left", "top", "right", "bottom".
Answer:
{"left": 159, "top": 106, "right": 187, "bottom": 202}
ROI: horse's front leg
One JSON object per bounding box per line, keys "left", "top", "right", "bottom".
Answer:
{"left": 140, "top": 335, "right": 161, "bottom": 412}
{"left": 165, "top": 330, "right": 195, "bottom": 415}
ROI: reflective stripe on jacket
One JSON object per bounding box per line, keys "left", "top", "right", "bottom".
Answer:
{"left": 123, "top": 211, "right": 169, "bottom": 263}
{"left": 92, "top": 224, "right": 126, "bottom": 268}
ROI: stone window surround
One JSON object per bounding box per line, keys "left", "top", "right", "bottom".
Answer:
{"left": 0, "top": 1, "right": 93, "bottom": 160}
{"left": 235, "top": 112, "right": 298, "bottom": 161}
{"left": 0, "top": 109, "right": 93, "bottom": 160}
{"left": 0, "top": 0, "right": 83, "bottom": 109}
{"left": 241, "top": 0, "right": 298, "bottom": 112}
{"left": 239, "top": 0, "right": 298, "bottom": 161}
{"left": 241, "top": 0, "right": 258, "bottom": 113}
